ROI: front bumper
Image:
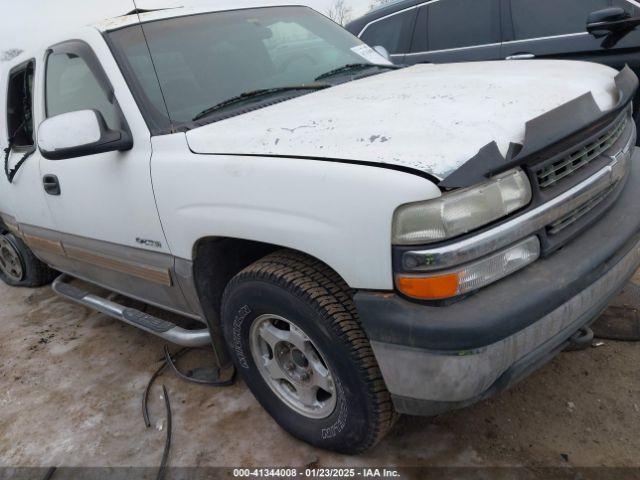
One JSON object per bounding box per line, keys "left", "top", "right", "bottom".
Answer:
{"left": 355, "top": 147, "right": 640, "bottom": 416}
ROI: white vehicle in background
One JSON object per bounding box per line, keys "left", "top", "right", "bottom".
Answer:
{"left": 1, "top": 1, "right": 639, "bottom": 453}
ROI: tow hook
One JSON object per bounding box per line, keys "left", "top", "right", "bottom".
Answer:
{"left": 564, "top": 327, "right": 594, "bottom": 351}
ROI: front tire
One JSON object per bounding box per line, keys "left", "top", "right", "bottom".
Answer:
{"left": 221, "top": 250, "right": 395, "bottom": 453}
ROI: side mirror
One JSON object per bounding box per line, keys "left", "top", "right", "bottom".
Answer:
{"left": 587, "top": 7, "right": 628, "bottom": 25}
{"left": 373, "top": 45, "right": 391, "bottom": 62}
{"left": 37, "top": 110, "right": 132, "bottom": 160}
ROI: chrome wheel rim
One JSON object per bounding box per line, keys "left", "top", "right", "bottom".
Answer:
{"left": 0, "top": 235, "right": 23, "bottom": 282}
{"left": 249, "top": 314, "right": 337, "bottom": 419}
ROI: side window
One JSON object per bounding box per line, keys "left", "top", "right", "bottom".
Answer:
{"left": 510, "top": 0, "right": 609, "bottom": 40}
{"left": 6, "top": 61, "right": 35, "bottom": 148}
{"left": 360, "top": 9, "right": 417, "bottom": 54}
{"left": 45, "top": 51, "right": 118, "bottom": 130}
{"left": 425, "top": 0, "right": 501, "bottom": 51}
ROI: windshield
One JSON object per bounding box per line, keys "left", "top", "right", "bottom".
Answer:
{"left": 107, "top": 6, "right": 391, "bottom": 130}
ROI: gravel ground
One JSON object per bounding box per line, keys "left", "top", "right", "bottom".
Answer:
{"left": 0, "top": 273, "right": 639, "bottom": 475}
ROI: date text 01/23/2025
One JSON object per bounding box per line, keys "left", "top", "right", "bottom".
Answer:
{"left": 232, "top": 468, "right": 401, "bottom": 478}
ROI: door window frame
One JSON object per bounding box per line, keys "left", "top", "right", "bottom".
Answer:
{"left": 5, "top": 58, "right": 36, "bottom": 152}
{"left": 359, "top": 0, "right": 503, "bottom": 58}
{"left": 43, "top": 39, "right": 130, "bottom": 138}
{"left": 358, "top": 0, "right": 428, "bottom": 59}
{"left": 502, "top": 0, "right": 640, "bottom": 45}
{"left": 411, "top": 0, "right": 502, "bottom": 55}
{"left": 359, "top": 3, "right": 420, "bottom": 57}
{"left": 360, "top": 0, "right": 640, "bottom": 57}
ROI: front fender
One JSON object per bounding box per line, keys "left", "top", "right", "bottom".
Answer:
{"left": 151, "top": 134, "right": 440, "bottom": 289}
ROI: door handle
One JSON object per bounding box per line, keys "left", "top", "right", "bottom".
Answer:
{"left": 505, "top": 53, "right": 535, "bottom": 60}
{"left": 42, "top": 174, "right": 61, "bottom": 195}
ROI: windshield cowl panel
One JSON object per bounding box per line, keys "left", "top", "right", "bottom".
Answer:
{"left": 107, "top": 6, "right": 392, "bottom": 132}
{"left": 189, "top": 87, "right": 329, "bottom": 127}
{"left": 191, "top": 83, "right": 331, "bottom": 122}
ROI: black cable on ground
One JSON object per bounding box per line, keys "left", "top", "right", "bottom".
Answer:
{"left": 564, "top": 327, "right": 594, "bottom": 352}
{"left": 142, "top": 347, "right": 188, "bottom": 428}
{"left": 156, "top": 385, "right": 172, "bottom": 480}
{"left": 163, "top": 345, "right": 236, "bottom": 387}
{"left": 42, "top": 466, "right": 56, "bottom": 480}
{"left": 143, "top": 344, "right": 236, "bottom": 478}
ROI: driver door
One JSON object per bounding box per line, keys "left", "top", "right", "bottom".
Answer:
{"left": 34, "top": 35, "right": 194, "bottom": 317}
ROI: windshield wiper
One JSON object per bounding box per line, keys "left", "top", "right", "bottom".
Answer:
{"left": 192, "top": 84, "right": 330, "bottom": 121}
{"left": 314, "top": 63, "right": 399, "bottom": 81}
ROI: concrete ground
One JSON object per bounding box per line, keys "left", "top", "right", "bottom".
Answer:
{"left": 1, "top": 273, "right": 639, "bottom": 472}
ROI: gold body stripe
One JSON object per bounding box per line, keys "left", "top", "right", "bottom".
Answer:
{"left": 21, "top": 229, "right": 171, "bottom": 287}
{"left": 23, "top": 233, "right": 66, "bottom": 256}
{"left": 64, "top": 245, "right": 172, "bottom": 287}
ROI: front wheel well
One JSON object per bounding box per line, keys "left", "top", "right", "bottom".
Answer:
{"left": 192, "top": 238, "right": 352, "bottom": 365}
{"left": 192, "top": 237, "right": 279, "bottom": 331}
{"left": 193, "top": 237, "right": 357, "bottom": 316}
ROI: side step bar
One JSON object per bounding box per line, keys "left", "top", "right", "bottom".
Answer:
{"left": 52, "top": 274, "right": 211, "bottom": 347}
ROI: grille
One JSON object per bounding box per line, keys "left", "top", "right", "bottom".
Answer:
{"left": 547, "top": 183, "right": 617, "bottom": 235}
{"left": 536, "top": 114, "right": 628, "bottom": 189}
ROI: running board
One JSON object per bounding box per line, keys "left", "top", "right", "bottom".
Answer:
{"left": 52, "top": 274, "right": 211, "bottom": 347}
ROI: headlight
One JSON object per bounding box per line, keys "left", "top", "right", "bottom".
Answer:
{"left": 392, "top": 168, "right": 532, "bottom": 245}
{"left": 395, "top": 236, "right": 540, "bottom": 300}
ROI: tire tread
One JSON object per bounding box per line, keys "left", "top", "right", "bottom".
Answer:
{"left": 224, "top": 249, "right": 396, "bottom": 452}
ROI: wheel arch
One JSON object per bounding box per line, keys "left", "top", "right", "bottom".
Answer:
{"left": 191, "top": 236, "right": 353, "bottom": 365}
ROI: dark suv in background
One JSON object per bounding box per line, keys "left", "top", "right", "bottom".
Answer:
{"left": 346, "top": 0, "right": 640, "bottom": 134}
{"left": 346, "top": 0, "right": 640, "bottom": 66}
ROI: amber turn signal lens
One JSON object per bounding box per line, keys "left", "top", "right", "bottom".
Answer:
{"left": 395, "top": 273, "right": 460, "bottom": 300}
{"left": 395, "top": 237, "right": 541, "bottom": 300}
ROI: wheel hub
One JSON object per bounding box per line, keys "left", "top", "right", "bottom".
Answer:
{"left": 250, "top": 314, "right": 337, "bottom": 419}
{"left": 0, "top": 235, "right": 23, "bottom": 282}
{"left": 291, "top": 348, "right": 309, "bottom": 368}
{"left": 276, "top": 343, "right": 312, "bottom": 383}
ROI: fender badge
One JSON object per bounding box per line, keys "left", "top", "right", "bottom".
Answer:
{"left": 136, "top": 237, "right": 162, "bottom": 248}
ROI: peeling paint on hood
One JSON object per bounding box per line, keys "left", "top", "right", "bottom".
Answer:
{"left": 186, "top": 60, "right": 619, "bottom": 179}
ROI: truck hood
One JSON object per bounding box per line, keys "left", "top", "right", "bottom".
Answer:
{"left": 186, "top": 60, "right": 619, "bottom": 179}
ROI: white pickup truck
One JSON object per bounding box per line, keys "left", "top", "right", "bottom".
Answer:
{"left": 1, "top": 2, "right": 639, "bottom": 454}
